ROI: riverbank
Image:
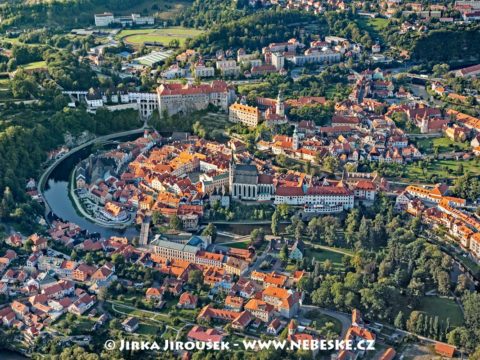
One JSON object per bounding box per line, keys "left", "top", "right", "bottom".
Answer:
{"left": 69, "top": 163, "right": 134, "bottom": 229}
{"left": 40, "top": 128, "right": 145, "bottom": 238}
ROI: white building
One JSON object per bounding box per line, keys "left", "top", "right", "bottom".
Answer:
{"left": 94, "top": 13, "right": 115, "bottom": 27}
{"left": 128, "top": 92, "right": 158, "bottom": 118}
{"left": 291, "top": 49, "right": 341, "bottom": 66}
{"left": 216, "top": 60, "right": 241, "bottom": 77}
{"left": 271, "top": 53, "right": 285, "bottom": 70}
{"left": 194, "top": 64, "right": 215, "bottom": 78}
{"left": 94, "top": 12, "right": 154, "bottom": 27}
{"left": 274, "top": 185, "right": 354, "bottom": 210}
{"left": 161, "top": 64, "right": 186, "bottom": 79}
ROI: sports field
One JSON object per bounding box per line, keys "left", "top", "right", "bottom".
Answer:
{"left": 118, "top": 27, "right": 203, "bottom": 47}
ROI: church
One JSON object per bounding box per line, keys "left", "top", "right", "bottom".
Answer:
{"left": 228, "top": 155, "right": 274, "bottom": 201}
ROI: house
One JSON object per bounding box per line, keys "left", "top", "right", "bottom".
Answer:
{"left": 223, "top": 256, "right": 249, "bottom": 276}
{"left": 261, "top": 286, "right": 300, "bottom": 318}
{"left": 122, "top": 316, "right": 139, "bottom": 333}
{"left": 11, "top": 301, "right": 29, "bottom": 319}
{"left": 434, "top": 342, "right": 455, "bottom": 358}
{"left": 289, "top": 239, "right": 304, "bottom": 261}
{"left": 266, "top": 318, "right": 284, "bottom": 335}
{"left": 73, "top": 264, "right": 97, "bottom": 282}
{"left": 91, "top": 264, "right": 114, "bottom": 284}
{"left": 6, "top": 233, "right": 23, "bottom": 247}
{"left": 225, "top": 295, "right": 244, "bottom": 311}
{"left": 146, "top": 287, "right": 164, "bottom": 301}
{"left": 231, "top": 310, "right": 253, "bottom": 331}
{"left": 244, "top": 299, "right": 274, "bottom": 322}
{"left": 68, "top": 294, "right": 96, "bottom": 315}
{"left": 287, "top": 320, "right": 319, "bottom": 357}
{"left": 187, "top": 326, "right": 224, "bottom": 343}
{"left": 177, "top": 292, "right": 198, "bottom": 309}
{"left": 29, "top": 234, "right": 48, "bottom": 252}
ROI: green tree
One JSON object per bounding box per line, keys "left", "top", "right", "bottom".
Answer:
{"left": 394, "top": 311, "right": 405, "bottom": 329}
{"left": 202, "top": 223, "right": 217, "bottom": 242}
{"left": 169, "top": 215, "right": 182, "bottom": 230}
{"left": 271, "top": 211, "right": 280, "bottom": 236}
{"left": 280, "top": 244, "right": 289, "bottom": 262}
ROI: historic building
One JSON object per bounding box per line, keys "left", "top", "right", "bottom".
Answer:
{"left": 157, "top": 81, "right": 235, "bottom": 118}
{"left": 228, "top": 155, "right": 274, "bottom": 201}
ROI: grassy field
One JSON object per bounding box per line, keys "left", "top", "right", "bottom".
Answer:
{"left": 305, "top": 246, "right": 348, "bottom": 271}
{"left": 21, "top": 60, "right": 47, "bottom": 70}
{"left": 404, "top": 158, "right": 480, "bottom": 182}
{"left": 356, "top": 17, "right": 389, "bottom": 40}
{"left": 415, "top": 296, "right": 464, "bottom": 327}
{"left": 118, "top": 27, "right": 203, "bottom": 47}
{"left": 225, "top": 240, "right": 249, "bottom": 249}
{"left": 416, "top": 136, "right": 470, "bottom": 153}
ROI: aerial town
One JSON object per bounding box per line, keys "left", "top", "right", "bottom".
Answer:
{"left": 0, "top": 1, "right": 479, "bottom": 360}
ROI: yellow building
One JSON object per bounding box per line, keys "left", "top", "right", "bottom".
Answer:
{"left": 229, "top": 103, "right": 261, "bottom": 128}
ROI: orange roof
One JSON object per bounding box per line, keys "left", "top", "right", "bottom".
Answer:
{"left": 229, "top": 103, "right": 260, "bottom": 115}
{"left": 146, "top": 287, "right": 163, "bottom": 297}
{"left": 225, "top": 295, "right": 244, "bottom": 308}
{"left": 179, "top": 292, "right": 197, "bottom": 305}
{"left": 379, "top": 348, "right": 396, "bottom": 360}
{"left": 345, "top": 325, "right": 375, "bottom": 341}
{"left": 435, "top": 342, "right": 455, "bottom": 357}
{"left": 262, "top": 286, "right": 289, "bottom": 299}
{"left": 244, "top": 299, "right": 274, "bottom": 312}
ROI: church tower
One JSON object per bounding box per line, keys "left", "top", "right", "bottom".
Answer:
{"left": 292, "top": 126, "right": 299, "bottom": 150}
{"left": 229, "top": 150, "right": 235, "bottom": 195}
{"left": 276, "top": 90, "right": 285, "bottom": 117}
{"left": 420, "top": 116, "right": 428, "bottom": 134}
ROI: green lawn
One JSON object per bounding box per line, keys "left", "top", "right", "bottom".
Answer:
{"left": 305, "top": 246, "right": 347, "bottom": 271}
{"left": 416, "top": 136, "right": 469, "bottom": 153}
{"left": 356, "top": 17, "right": 389, "bottom": 41}
{"left": 415, "top": 296, "right": 464, "bottom": 327}
{"left": 225, "top": 240, "right": 249, "bottom": 249}
{"left": 404, "top": 158, "right": 480, "bottom": 182}
{"left": 118, "top": 27, "right": 203, "bottom": 47}
{"left": 137, "top": 323, "right": 162, "bottom": 336}
{"left": 21, "top": 61, "right": 47, "bottom": 70}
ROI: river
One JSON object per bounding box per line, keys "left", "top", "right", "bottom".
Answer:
{"left": 42, "top": 136, "right": 140, "bottom": 239}
{"left": 0, "top": 350, "right": 27, "bottom": 360}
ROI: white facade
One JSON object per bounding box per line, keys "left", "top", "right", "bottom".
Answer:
{"left": 271, "top": 53, "right": 285, "bottom": 70}
{"left": 194, "top": 65, "right": 215, "bottom": 78}
{"left": 94, "top": 13, "right": 114, "bottom": 27}
{"left": 216, "top": 60, "right": 241, "bottom": 76}
{"left": 128, "top": 92, "right": 158, "bottom": 118}
{"left": 94, "top": 13, "right": 154, "bottom": 27}
{"left": 291, "top": 50, "right": 341, "bottom": 65}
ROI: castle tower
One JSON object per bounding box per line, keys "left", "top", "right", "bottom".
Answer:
{"left": 292, "top": 126, "right": 299, "bottom": 150}
{"left": 276, "top": 90, "right": 285, "bottom": 117}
